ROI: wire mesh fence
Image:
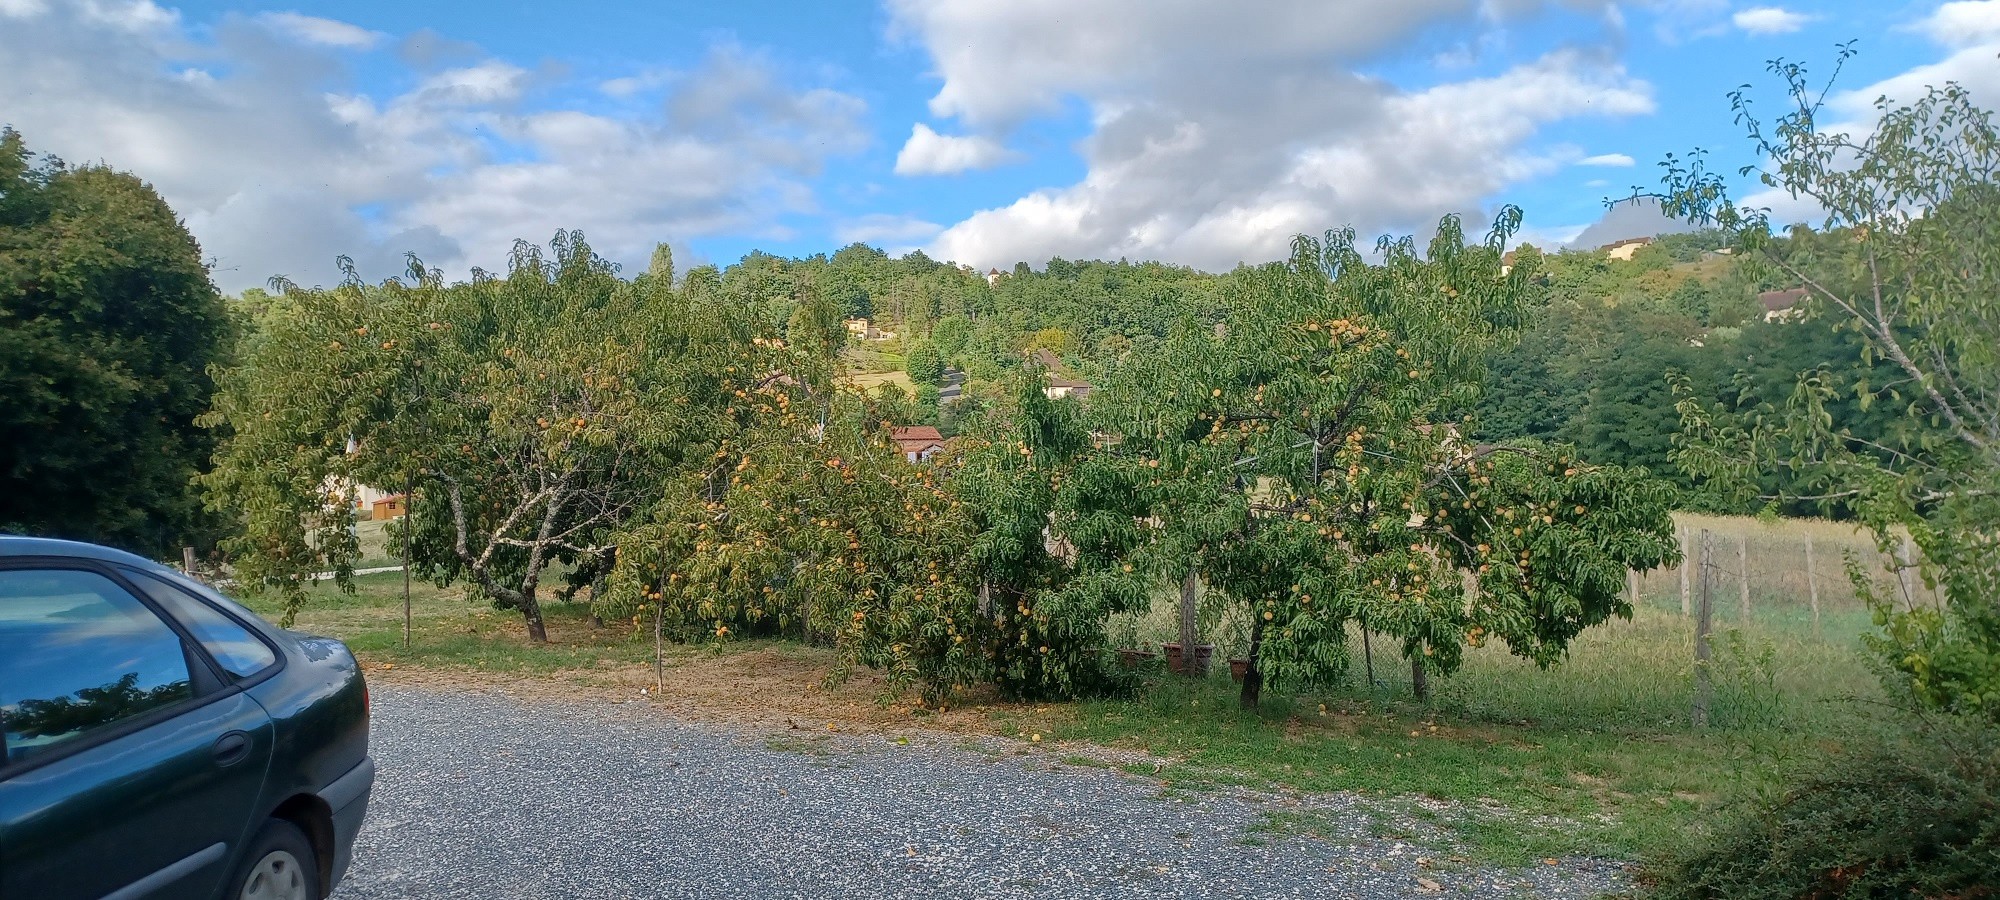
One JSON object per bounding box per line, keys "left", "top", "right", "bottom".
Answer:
{"left": 1102, "top": 514, "right": 1904, "bottom": 727}
{"left": 1635, "top": 513, "right": 1942, "bottom": 626}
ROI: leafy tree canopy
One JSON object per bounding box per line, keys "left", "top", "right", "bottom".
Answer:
{"left": 204, "top": 232, "right": 788, "bottom": 633}
{"left": 1093, "top": 212, "right": 1681, "bottom": 706}
{"left": 0, "top": 128, "right": 232, "bottom": 556}
{"left": 1663, "top": 54, "right": 2000, "bottom": 720}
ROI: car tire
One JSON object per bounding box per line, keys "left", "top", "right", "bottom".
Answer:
{"left": 230, "top": 818, "right": 321, "bottom": 900}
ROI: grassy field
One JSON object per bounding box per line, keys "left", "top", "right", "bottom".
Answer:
{"left": 840, "top": 370, "right": 916, "bottom": 393}
{"left": 1082, "top": 513, "right": 1897, "bottom": 863}
{"left": 351, "top": 519, "right": 401, "bottom": 569}
{"left": 1076, "top": 603, "right": 1885, "bottom": 864}
{"left": 1640, "top": 512, "right": 1937, "bottom": 621}
{"left": 835, "top": 336, "right": 921, "bottom": 395}
{"left": 241, "top": 571, "right": 661, "bottom": 673}
{"left": 841, "top": 338, "right": 906, "bottom": 372}
{"left": 236, "top": 512, "right": 1897, "bottom": 868}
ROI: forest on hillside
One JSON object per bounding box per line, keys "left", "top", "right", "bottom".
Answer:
{"left": 635, "top": 227, "right": 1901, "bottom": 519}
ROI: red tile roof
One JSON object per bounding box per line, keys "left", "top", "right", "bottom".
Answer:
{"left": 891, "top": 426, "right": 946, "bottom": 452}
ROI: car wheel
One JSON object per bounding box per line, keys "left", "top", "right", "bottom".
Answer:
{"left": 233, "top": 818, "right": 320, "bottom": 900}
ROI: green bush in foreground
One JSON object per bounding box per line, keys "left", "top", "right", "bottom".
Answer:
{"left": 1650, "top": 720, "right": 2000, "bottom": 899}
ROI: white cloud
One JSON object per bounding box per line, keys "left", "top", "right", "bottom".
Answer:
{"left": 1717, "top": 1, "right": 2000, "bottom": 231}
{"left": 893, "top": 124, "right": 1020, "bottom": 175}
{"left": 888, "top": 0, "right": 1490, "bottom": 128}
{"left": 893, "top": 0, "right": 1649, "bottom": 270}
{"left": 414, "top": 61, "right": 532, "bottom": 106}
{"left": 1731, "top": 7, "right": 1811, "bottom": 35}
{"left": 1916, "top": 0, "right": 2000, "bottom": 48}
{"left": 1838, "top": 0, "right": 2000, "bottom": 115}
{"left": 258, "top": 11, "right": 385, "bottom": 50}
{"left": 598, "top": 68, "right": 672, "bottom": 98}
{"left": 835, "top": 213, "right": 943, "bottom": 246}
{"left": 0, "top": 0, "right": 48, "bottom": 18}
{"left": 0, "top": 9, "right": 867, "bottom": 290}
{"left": 1578, "top": 153, "right": 1636, "bottom": 167}
{"left": 78, "top": 0, "right": 176, "bottom": 31}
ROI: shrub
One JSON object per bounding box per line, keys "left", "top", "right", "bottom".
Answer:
{"left": 1650, "top": 719, "right": 2000, "bottom": 899}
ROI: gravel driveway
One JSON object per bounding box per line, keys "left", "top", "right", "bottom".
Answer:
{"left": 333, "top": 686, "right": 1629, "bottom": 899}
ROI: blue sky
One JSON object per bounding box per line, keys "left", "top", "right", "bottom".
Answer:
{"left": 3, "top": 0, "right": 1995, "bottom": 291}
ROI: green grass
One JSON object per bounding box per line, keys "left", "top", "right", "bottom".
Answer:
{"left": 236, "top": 571, "right": 675, "bottom": 674}
{"left": 839, "top": 338, "right": 907, "bottom": 377}
{"left": 351, "top": 519, "right": 401, "bottom": 569}
{"left": 841, "top": 370, "right": 916, "bottom": 393}
{"left": 1063, "top": 603, "right": 1890, "bottom": 865}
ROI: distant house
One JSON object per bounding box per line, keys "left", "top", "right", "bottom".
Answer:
{"left": 327, "top": 471, "right": 395, "bottom": 520}
{"left": 1044, "top": 373, "right": 1093, "bottom": 401}
{"left": 891, "top": 426, "right": 947, "bottom": 463}
{"left": 842, "top": 317, "right": 896, "bottom": 341}
{"left": 1759, "top": 288, "right": 1809, "bottom": 323}
{"left": 1500, "top": 251, "right": 1517, "bottom": 276}
{"left": 370, "top": 494, "right": 406, "bottom": 521}
{"left": 986, "top": 268, "right": 1002, "bottom": 287}
{"left": 1601, "top": 236, "right": 1654, "bottom": 261}
{"left": 1032, "top": 349, "right": 1095, "bottom": 400}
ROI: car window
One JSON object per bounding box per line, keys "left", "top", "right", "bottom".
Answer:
{"left": 0, "top": 568, "right": 194, "bottom": 765}
{"left": 123, "top": 570, "right": 279, "bottom": 679}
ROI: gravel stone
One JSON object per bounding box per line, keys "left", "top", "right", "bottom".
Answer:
{"left": 333, "top": 686, "right": 1630, "bottom": 899}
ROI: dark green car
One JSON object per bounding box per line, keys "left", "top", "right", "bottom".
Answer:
{"left": 0, "top": 536, "right": 373, "bottom": 899}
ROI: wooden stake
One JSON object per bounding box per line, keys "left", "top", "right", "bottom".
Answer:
{"left": 1627, "top": 569, "right": 1640, "bottom": 608}
{"left": 182, "top": 546, "right": 197, "bottom": 577}
{"left": 1737, "top": 533, "right": 1752, "bottom": 621}
{"left": 1896, "top": 535, "right": 1919, "bottom": 612}
{"left": 1804, "top": 534, "right": 1820, "bottom": 634}
{"left": 1678, "top": 526, "right": 1692, "bottom": 616}
{"left": 402, "top": 475, "right": 413, "bottom": 650}
{"left": 1693, "top": 530, "right": 1713, "bottom": 730}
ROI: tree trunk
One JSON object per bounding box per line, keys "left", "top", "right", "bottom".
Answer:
{"left": 521, "top": 587, "right": 548, "bottom": 643}
{"left": 442, "top": 479, "right": 563, "bottom": 645}
{"left": 653, "top": 583, "right": 666, "bottom": 693}
{"left": 1410, "top": 655, "right": 1429, "bottom": 702}
{"left": 402, "top": 475, "right": 413, "bottom": 650}
{"left": 1178, "top": 570, "right": 1200, "bottom": 678}
{"left": 1239, "top": 613, "right": 1266, "bottom": 708}
{"left": 1361, "top": 624, "right": 1375, "bottom": 689}
{"left": 584, "top": 571, "right": 605, "bottom": 629}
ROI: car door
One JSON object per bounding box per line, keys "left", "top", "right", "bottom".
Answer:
{"left": 0, "top": 562, "right": 275, "bottom": 900}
